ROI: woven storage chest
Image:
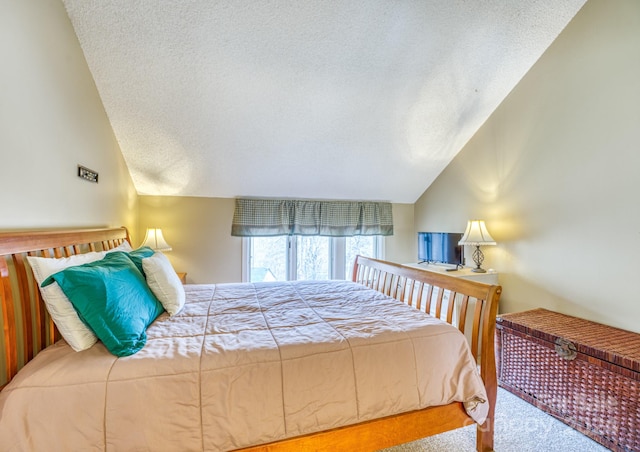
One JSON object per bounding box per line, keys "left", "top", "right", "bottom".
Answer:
{"left": 496, "top": 308, "right": 640, "bottom": 452}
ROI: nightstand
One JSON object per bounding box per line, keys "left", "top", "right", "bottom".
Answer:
{"left": 176, "top": 272, "right": 187, "bottom": 284}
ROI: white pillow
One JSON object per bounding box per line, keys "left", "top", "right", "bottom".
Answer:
{"left": 142, "top": 252, "right": 185, "bottom": 316}
{"left": 26, "top": 241, "right": 133, "bottom": 351}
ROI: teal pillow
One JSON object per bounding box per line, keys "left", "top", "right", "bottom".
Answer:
{"left": 126, "top": 246, "right": 155, "bottom": 274}
{"left": 42, "top": 251, "right": 164, "bottom": 357}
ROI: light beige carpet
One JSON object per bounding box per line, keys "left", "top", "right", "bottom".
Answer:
{"left": 382, "top": 388, "right": 610, "bottom": 452}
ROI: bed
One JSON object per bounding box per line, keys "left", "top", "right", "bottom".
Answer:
{"left": 0, "top": 227, "right": 501, "bottom": 451}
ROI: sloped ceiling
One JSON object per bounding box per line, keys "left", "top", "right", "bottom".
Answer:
{"left": 62, "top": 0, "right": 586, "bottom": 203}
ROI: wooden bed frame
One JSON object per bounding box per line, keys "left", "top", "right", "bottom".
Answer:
{"left": 0, "top": 228, "right": 502, "bottom": 452}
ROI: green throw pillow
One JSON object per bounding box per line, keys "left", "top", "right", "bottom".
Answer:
{"left": 126, "top": 246, "right": 155, "bottom": 274}
{"left": 42, "top": 251, "right": 164, "bottom": 357}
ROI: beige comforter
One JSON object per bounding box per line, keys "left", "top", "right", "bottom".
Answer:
{"left": 0, "top": 280, "right": 488, "bottom": 451}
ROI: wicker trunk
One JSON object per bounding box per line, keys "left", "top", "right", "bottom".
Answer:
{"left": 496, "top": 308, "right": 640, "bottom": 452}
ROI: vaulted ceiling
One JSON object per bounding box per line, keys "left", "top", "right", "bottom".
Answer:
{"left": 62, "top": 0, "right": 586, "bottom": 203}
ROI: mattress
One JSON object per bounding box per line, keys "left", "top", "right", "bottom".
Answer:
{"left": 0, "top": 280, "right": 488, "bottom": 451}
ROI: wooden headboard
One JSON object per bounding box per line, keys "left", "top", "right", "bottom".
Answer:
{"left": 0, "top": 227, "right": 130, "bottom": 388}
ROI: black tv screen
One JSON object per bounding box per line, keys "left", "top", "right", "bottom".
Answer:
{"left": 418, "top": 232, "right": 463, "bottom": 265}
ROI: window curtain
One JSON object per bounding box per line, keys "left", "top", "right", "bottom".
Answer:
{"left": 231, "top": 198, "right": 393, "bottom": 237}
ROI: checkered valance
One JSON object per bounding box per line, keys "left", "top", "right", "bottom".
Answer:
{"left": 231, "top": 198, "right": 394, "bottom": 237}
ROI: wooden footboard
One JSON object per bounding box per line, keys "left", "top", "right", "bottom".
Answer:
{"left": 241, "top": 255, "right": 502, "bottom": 452}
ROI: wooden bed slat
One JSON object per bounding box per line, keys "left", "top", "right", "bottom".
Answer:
{"left": 458, "top": 294, "right": 470, "bottom": 334}
{"left": 415, "top": 282, "right": 424, "bottom": 310}
{"left": 378, "top": 270, "right": 387, "bottom": 293}
{"left": 0, "top": 258, "right": 18, "bottom": 383}
{"left": 35, "top": 286, "right": 46, "bottom": 351}
{"left": 434, "top": 287, "right": 445, "bottom": 318}
{"left": 446, "top": 290, "right": 456, "bottom": 324}
{"left": 397, "top": 276, "right": 406, "bottom": 301}
{"left": 390, "top": 274, "right": 397, "bottom": 299}
{"left": 424, "top": 284, "right": 434, "bottom": 313}
{"left": 26, "top": 251, "right": 47, "bottom": 351}
{"left": 471, "top": 298, "right": 484, "bottom": 362}
{"left": 406, "top": 279, "right": 415, "bottom": 307}
{"left": 12, "top": 254, "right": 34, "bottom": 363}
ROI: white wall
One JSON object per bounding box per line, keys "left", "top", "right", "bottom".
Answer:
{"left": 0, "top": 0, "right": 137, "bottom": 233}
{"left": 414, "top": 0, "right": 640, "bottom": 332}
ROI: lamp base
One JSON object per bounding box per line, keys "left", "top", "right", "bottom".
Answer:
{"left": 471, "top": 246, "right": 486, "bottom": 273}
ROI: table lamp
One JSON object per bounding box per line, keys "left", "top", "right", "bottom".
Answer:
{"left": 458, "top": 220, "right": 496, "bottom": 273}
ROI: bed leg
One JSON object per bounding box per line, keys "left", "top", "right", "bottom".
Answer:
{"left": 476, "top": 417, "right": 494, "bottom": 452}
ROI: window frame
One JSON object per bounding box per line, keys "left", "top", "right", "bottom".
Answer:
{"left": 242, "top": 236, "right": 384, "bottom": 282}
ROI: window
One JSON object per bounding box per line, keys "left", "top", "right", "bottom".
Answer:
{"left": 234, "top": 198, "right": 391, "bottom": 282}
{"left": 245, "top": 236, "right": 382, "bottom": 282}
{"left": 296, "top": 236, "right": 330, "bottom": 280}
{"left": 249, "top": 236, "right": 288, "bottom": 282}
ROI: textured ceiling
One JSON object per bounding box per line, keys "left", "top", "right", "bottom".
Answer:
{"left": 62, "top": 0, "right": 586, "bottom": 203}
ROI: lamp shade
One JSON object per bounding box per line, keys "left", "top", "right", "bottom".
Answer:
{"left": 458, "top": 220, "right": 496, "bottom": 246}
{"left": 141, "top": 228, "right": 172, "bottom": 251}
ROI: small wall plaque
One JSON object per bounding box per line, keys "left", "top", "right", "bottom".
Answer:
{"left": 78, "top": 165, "right": 99, "bottom": 183}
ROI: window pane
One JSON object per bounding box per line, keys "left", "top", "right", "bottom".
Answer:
{"left": 250, "top": 237, "right": 287, "bottom": 282}
{"left": 345, "top": 236, "right": 376, "bottom": 279}
{"left": 296, "top": 236, "right": 330, "bottom": 280}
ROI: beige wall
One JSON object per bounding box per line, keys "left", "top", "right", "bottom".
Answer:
{"left": 415, "top": 0, "right": 640, "bottom": 332}
{"left": 137, "top": 196, "right": 240, "bottom": 284}
{"left": 386, "top": 204, "right": 415, "bottom": 265}
{"left": 0, "top": 0, "right": 137, "bottom": 234}
{"left": 138, "top": 196, "right": 415, "bottom": 283}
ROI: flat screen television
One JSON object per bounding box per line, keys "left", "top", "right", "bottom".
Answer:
{"left": 417, "top": 232, "right": 464, "bottom": 266}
